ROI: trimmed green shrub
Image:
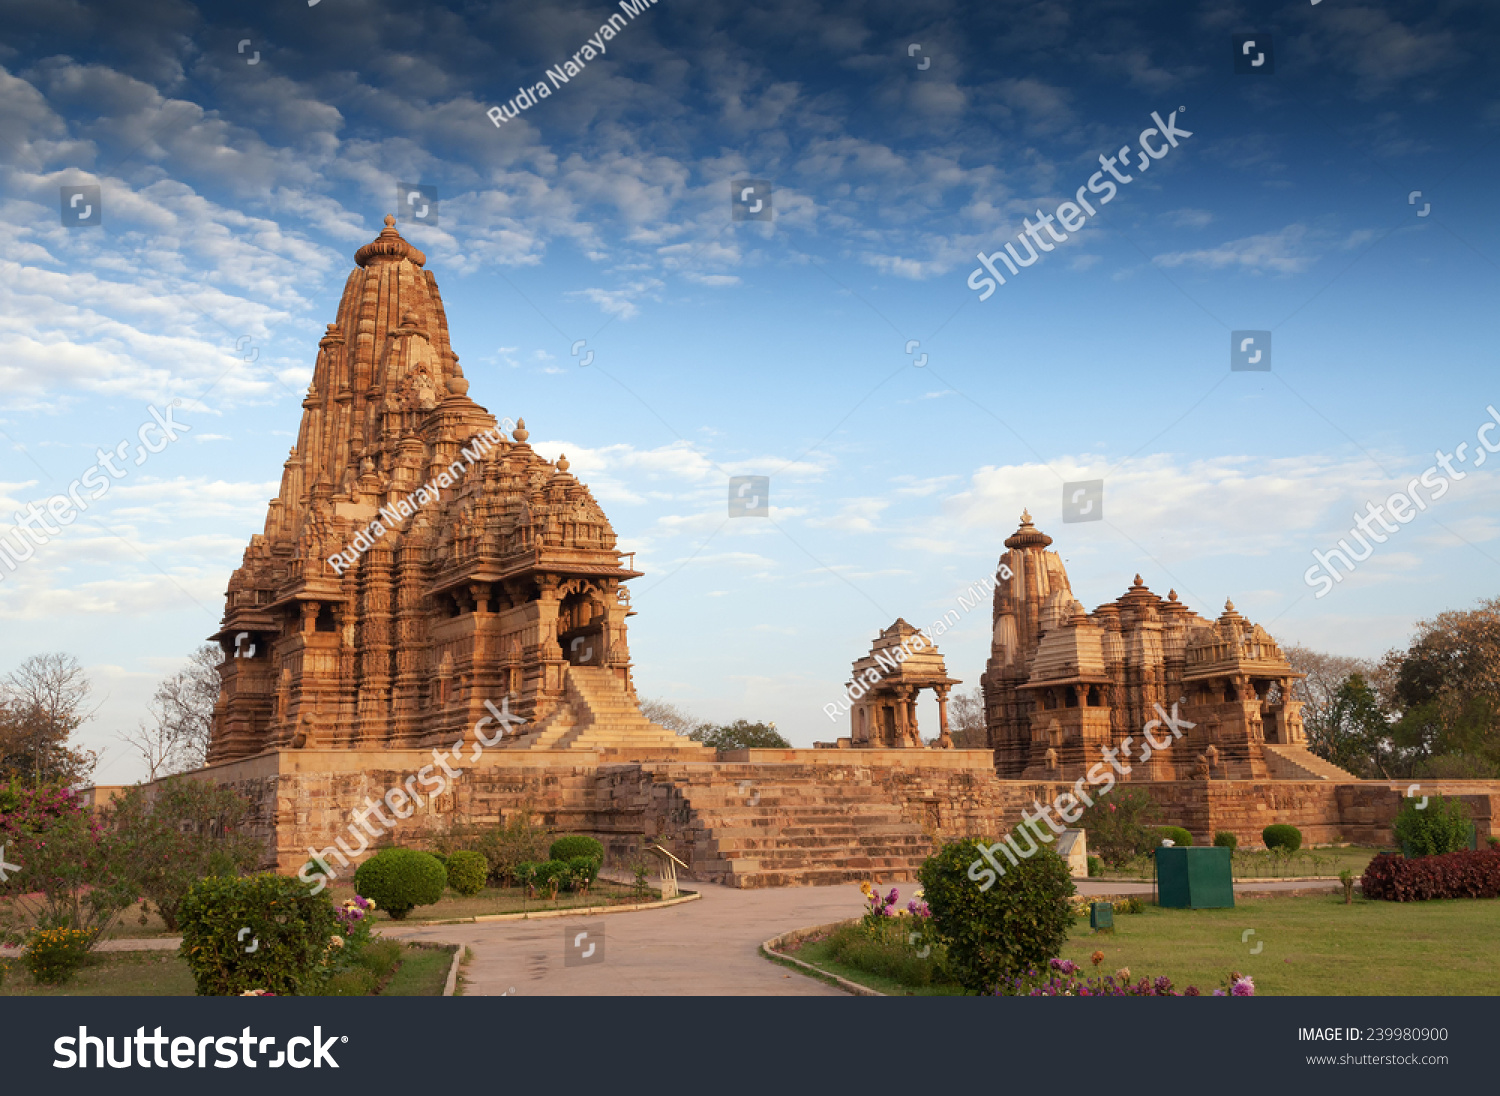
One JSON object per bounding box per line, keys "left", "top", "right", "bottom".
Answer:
{"left": 1213, "top": 831, "right": 1238, "bottom": 849}
{"left": 444, "top": 850, "right": 488, "bottom": 897}
{"left": 917, "top": 837, "right": 1075, "bottom": 995}
{"left": 512, "top": 862, "right": 539, "bottom": 891}
{"left": 533, "top": 859, "right": 570, "bottom": 896}
{"left": 1394, "top": 796, "right": 1473, "bottom": 857}
{"left": 549, "top": 834, "right": 605, "bottom": 863}
{"left": 567, "top": 855, "right": 601, "bottom": 892}
{"left": 177, "top": 873, "right": 338, "bottom": 996}
{"left": 1156, "top": 826, "right": 1193, "bottom": 847}
{"left": 354, "top": 848, "right": 446, "bottom": 920}
{"left": 1086, "top": 855, "right": 1103, "bottom": 878}
{"left": 1488, "top": 836, "right": 1499, "bottom": 849}
{"left": 1262, "top": 824, "right": 1302, "bottom": 852}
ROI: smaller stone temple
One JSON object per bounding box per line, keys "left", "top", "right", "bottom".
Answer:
{"left": 843, "top": 619, "right": 960, "bottom": 748}
{"left": 980, "top": 510, "right": 1351, "bottom": 781}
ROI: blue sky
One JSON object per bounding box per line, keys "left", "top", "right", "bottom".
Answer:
{"left": 1, "top": 0, "right": 1498, "bottom": 781}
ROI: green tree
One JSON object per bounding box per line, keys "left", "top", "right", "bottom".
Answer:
{"left": 1308, "top": 674, "right": 1393, "bottom": 778}
{"left": 1076, "top": 788, "right": 1162, "bottom": 867}
{"left": 106, "top": 779, "right": 262, "bottom": 930}
{"left": 1382, "top": 597, "right": 1500, "bottom": 778}
{"left": 689, "top": 720, "right": 790, "bottom": 750}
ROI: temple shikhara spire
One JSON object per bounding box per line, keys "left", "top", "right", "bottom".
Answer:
{"left": 978, "top": 511, "right": 1352, "bottom": 782}
{"left": 208, "top": 216, "right": 683, "bottom": 762}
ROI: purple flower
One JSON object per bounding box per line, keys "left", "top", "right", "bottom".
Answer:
{"left": 1231, "top": 976, "right": 1255, "bottom": 997}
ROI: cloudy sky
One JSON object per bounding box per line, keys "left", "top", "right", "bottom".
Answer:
{"left": 2, "top": 0, "right": 1498, "bottom": 781}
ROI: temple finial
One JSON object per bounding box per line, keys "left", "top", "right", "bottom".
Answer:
{"left": 1020, "top": 508, "right": 1032, "bottom": 524}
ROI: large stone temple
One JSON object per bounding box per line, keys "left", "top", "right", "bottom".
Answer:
{"left": 207, "top": 215, "right": 687, "bottom": 762}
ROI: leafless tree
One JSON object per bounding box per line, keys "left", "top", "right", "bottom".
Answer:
{"left": 120, "top": 644, "right": 223, "bottom": 779}
{"left": 0, "top": 652, "right": 97, "bottom": 785}
{"left": 1283, "top": 644, "right": 1379, "bottom": 749}
{"left": 947, "top": 687, "right": 988, "bottom": 748}
{"left": 638, "top": 696, "right": 703, "bottom": 736}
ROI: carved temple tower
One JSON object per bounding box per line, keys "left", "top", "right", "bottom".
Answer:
{"left": 207, "top": 216, "right": 685, "bottom": 762}
{"left": 980, "top": 512, "right": 1346, "bottom": 782}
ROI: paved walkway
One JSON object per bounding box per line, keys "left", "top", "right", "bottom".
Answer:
{"left": 0, "top": 878, "right": 1340, "bottom": 990}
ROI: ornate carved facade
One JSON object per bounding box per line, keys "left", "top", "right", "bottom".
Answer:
{"left": 207, "top": 216, "right": 683, "bottom": 762}
{"left": 980, "top": 511, "right": 1343, "bottom": 781}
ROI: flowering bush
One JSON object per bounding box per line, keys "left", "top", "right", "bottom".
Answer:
{"left": 24, "top": 926, "right": 94, "bottom": 985}
{"left": 859, "top": 882, "right": 901, "bottom": 926}
{"left": 1006, "top": 955, "right": 1254, "bottom": 997}
{"left": 0, "top": 785, "right": 133, "bottom": 947}
{"left": 1361, "top": 848, "right": 1500, "bottom": 901}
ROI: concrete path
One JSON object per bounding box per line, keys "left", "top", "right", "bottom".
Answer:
{"left": 378, "top": 880, "right": 862, "bottom": 996}
{"left": 0, "top": 878, "right": 1341, "bottom": 991}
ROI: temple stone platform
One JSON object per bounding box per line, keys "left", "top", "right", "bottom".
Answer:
{"left": 177, "top": 747, "right": 1499, "bottom": 889}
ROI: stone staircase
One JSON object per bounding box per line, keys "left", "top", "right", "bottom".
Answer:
{"left": 1262, "top": 743, "right": 1360, "bottom": 782}
{"left": 505, "top": 666, "right": 691, "bottom": 754}
{"left": 639, "top": 763, "right": 937, "bottom": 888}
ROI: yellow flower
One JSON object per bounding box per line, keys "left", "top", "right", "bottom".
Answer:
{"left": 859, "top": 881, "right": 873, "bottom": 897}
{"left": 329, "top": 935, "right": 344, "bottom": 948}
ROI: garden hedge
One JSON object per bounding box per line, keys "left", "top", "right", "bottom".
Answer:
{"left": 1361, "top": 848, "right": 1500, "bottom": 901}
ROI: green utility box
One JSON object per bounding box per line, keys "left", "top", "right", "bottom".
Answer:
{"left": 1090, "top": 902, "right": 1115, "bottom": 931}
{"left": 1156, "top": 846, "right": 1234, "bottom": 909}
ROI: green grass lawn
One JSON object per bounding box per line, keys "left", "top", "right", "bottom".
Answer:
{"left": 779, "top": 938, "right": 965, "bottom": 996}
{"left": 1094, "top": 845, "right": 1379, "bottom": 883}
{"left": 784, "top": 894, "right": 1500, "bottom": 996}
{"left": 0, "top": 943, "right": 451, "bottom": 997}
{"left": 1060, "top": 894, "right": 1498, "bottom": 995}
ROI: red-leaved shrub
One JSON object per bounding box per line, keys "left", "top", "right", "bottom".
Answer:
{"left": 1360, "top": 848, "right": 1500, "bottom": 902}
